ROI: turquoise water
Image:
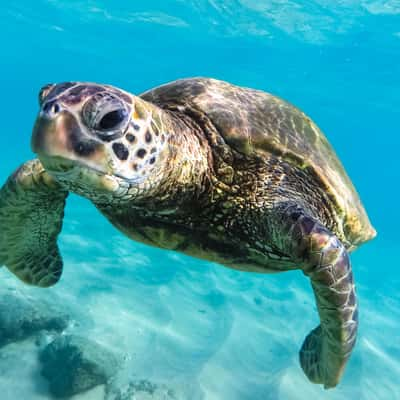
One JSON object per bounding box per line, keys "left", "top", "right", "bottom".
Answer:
{"left": 0, "top": 1, "right": 399, "bottom": 399}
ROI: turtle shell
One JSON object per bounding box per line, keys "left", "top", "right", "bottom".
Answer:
{"left": 141, "top": 78, "right": 375, "bottom": 248}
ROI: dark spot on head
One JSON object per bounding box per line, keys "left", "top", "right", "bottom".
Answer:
{"left": 74, "top": 141, "right": 98, "bottom": 156}
{"left": 112, "top": 142, "right": 129, "bottom": 160}
{"left": 126, "top": 133, "right": 136, "bottom": 143}
{"left": 136, "top": 148, "right": 146, "bottom": 158}
{"left": 145, "top": 131, "right": 152, "bottom": 143}
{"left": 70, "top": 131, "right": 99, "bottom": 156}
{"left": 132, "top": 163, "right": 138, "bottom": 171}
{"left": 161, "top": 134, "right": 166, "bottom": 143}
{"left": 150, "top": 147, "right": 157, "bottom": 154}
{"left": 62, "top": 112, "right": 100, "bottom": 156}
{"left": 132, "top": 123, "right": 140, "bottom": 131}
{"left": 149, "top": 157, "right": 156, "bottom": 165}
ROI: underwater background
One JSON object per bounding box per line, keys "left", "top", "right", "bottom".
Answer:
{"left": 0, "top": 1, "right": 399, "bottom": 399}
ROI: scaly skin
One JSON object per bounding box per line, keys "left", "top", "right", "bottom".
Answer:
{"left": 0, "top": 159, "right": 67, "bottom": 286}
{"left": 268, "top": 203, "right": 358, "bottom": 388}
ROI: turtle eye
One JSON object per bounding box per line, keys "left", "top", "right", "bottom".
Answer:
{"left": 97, "top": 108, "right": 128, "bottom": 131}
{"left": 82, "top": 93, "right": 129, "bottom": 136}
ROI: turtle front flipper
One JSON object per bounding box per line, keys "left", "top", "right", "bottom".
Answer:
{"left": 271, "top": 203, "right": 357, "bottom": 389}
{"left": 0, "top": 159, "right": 68, "bottom": 287}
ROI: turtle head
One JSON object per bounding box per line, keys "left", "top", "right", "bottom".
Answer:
{"left": 32, "top": 82, "right": 168, "bottom": 200}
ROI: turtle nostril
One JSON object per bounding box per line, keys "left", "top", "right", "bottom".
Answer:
{"left": 42, "top": 101, "right": 61, "bottom": 117}
{"left": 42, "top": 102, "right": 51, "bottom": 114}
{"left": 52, "top": 103, "right": 60, "bottom": 114}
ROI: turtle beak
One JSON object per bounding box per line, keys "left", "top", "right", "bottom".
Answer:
{"left": 31, "top": 102, "right": 109, "bottom": 174}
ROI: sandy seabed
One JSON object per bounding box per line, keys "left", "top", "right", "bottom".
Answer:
{"left": 0, "top": 199, "right": 398, "bottom": 400}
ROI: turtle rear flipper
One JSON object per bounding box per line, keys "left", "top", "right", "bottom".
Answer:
{"left": 270, "top": 203, "right": 357, "bottom": 389}
{"left": 0, "top": 159, "right": 68, "bottom": 287}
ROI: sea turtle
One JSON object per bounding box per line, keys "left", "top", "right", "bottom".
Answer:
{"left": 0, "top": 78, "right": 375, "bottom": 388}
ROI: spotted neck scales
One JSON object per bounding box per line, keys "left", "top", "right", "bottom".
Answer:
{"left": 93, "top": 97, "right": 211, "bottom": 208}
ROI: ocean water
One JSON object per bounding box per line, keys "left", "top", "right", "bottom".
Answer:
{"left": 0, "top": 1, "right": 399, "bottom": 399}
